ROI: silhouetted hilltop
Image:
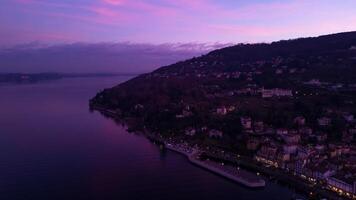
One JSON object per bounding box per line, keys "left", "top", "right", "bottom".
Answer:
{"left": 154, "top": 31, "right": 356, "bottom": 75}
{"left": 91, "top": 31, "right": 356, "bottom": 123}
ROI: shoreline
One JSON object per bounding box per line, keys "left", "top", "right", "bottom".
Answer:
{"left": 164, "top": 143, "right": 266, "bottom": 188}
{"left": 92, "top": 106, "right": 349, "bottom": 200}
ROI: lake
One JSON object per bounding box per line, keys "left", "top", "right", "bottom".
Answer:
{"left": 0, "top": 76, "right": 304, "bottom": 200}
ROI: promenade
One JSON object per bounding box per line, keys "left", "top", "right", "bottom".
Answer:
{"left": 165, "top": 143, "right": 265, "bottom": 188}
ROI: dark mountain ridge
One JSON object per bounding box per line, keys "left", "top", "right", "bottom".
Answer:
{"left": 91, "top": 31, "right": 356, "bottom": 118}
{"left": 155, "top": 31, "right": 356, "bottom": 74}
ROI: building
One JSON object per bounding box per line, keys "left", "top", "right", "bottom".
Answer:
{"left": 246, "top": 137, "right": 260, "bottom": 150}
{"left": 312, "top": 165, "right": 335, "bottom": 181}
{"left": 216, "top": 107, "right": 227, "bottom": 115}
{"left": 276, "top": 128, "right": 289, "bottom": 136}
{"left": 342, "top": 131, "right": 354, "bottom": 142}
{"left": 261, "top": 88, "right": 293, "bottom": 98}
{"left": 349, "top": 128, "right": 356, "bottom": 134}
{"left": 253, "top": 121, "right": 264, "bottom": 133}
{"left": 176, "top": 108, "right": 193, "bottom": 118}
{"left": 318, "top": 117, "right": 331, "bottom": 126}
{"left": 216, "top": 105, "right": 235, "bottom": 115}
{"left": 297, "top": 146, "right": 315, "bottom": 159}
{"left": 281, "top": 132, "right": 301, "bottom": 144}
{"left": 294, "top": 116, "right": 306, "bottom": 126}
{"left": 275, "top": 69, "right": 283, "bottom": 74}
{"left": 278, "top": 151, "right": 291, "bottom": 162}
{"left": 343, "top": 113, "right": 354, "bottom": 122}
{"left": 283, "top": 144, "right": 298, "bottom": 154}
{"left": 305, "top": 79, "right": 322, "bottom": 86}
{"left": 255, "top": 144, "right": 279, "bottom": 167}
{"left": 327, "top": 174, "right": 356, "bottom": 196}
{"left": 201, "top": 126, "right": 208, "bottom": 132}
{"left": 295, "top": 159, "right": 307, "bottom": 175}
{"left": 185, "top": 127, "right": 196, "bottom": 136}
{"left": 208, "top": 129, "right": 223, "bottom": 139}
{"left": 329, "top": 148, "right": 343, "bottom": 158}
{"left": 289, "top": 68, "right": 297, "bottom": 74}
{"left": 315, "top": 132, "right": 328, "bottom": 142}
{"left": 240, "top": 117, "right": 252, "bottom": 129}
{"left": 227, "top": 105, "right": 236, "bottom": 112}
{"left": 134, "top": 104, "right": 144, "bottom": 110}
{"left": 299, "top": 127, "right": 313, "bottom": 135}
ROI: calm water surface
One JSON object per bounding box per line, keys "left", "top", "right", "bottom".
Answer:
{"left": 0, "top": 77, "right": 303, "bottom": 200}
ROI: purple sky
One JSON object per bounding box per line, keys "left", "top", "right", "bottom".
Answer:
{"left": 1, "top": 0, "right": 356, "bottom": 45}
{"left": 1, "top": 0, "right": 356, "bottom": 73}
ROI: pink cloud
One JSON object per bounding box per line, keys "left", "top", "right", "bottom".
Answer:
{"left": 16, "top": 0, "right": 136, "bottom": 26}
{"left": 34, "top": 9, "right": 133, "bottom": 26}
{"left": 89, "top": 7, "right": 119, "bottom": 17}
{"left": 15, "top": 0, "right": 34, "bottom": 4}
{"left": 9, "top": 0, "right": 356, "bottom": 44}
{"left": 14, "top": 0, "right": 300, "bottom": 26}
{"left": 102, "top": 0, "right": 126, "bottom": 6}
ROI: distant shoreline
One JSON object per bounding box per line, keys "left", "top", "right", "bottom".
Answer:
{"left": 0, "top": 73, "right": 138, "bottom": 84}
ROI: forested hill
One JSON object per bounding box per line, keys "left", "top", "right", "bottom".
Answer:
{"left": 154, "top": 31, "right": 356, "bottom": 75}
{"left": 91, "top": 31, "right": 356, "bottom": 123}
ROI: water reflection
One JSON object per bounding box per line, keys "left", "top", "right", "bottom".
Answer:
{"left": 0, "top": 77, "right": 304, "bottom": 200}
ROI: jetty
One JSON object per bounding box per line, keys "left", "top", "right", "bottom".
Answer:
{"left": 165, "top": 143, "right": 265, "bottom": 188}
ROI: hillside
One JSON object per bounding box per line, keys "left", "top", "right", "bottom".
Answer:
{"left": 91, "top": 31, "right": 356, "bottom": 142}
{"left": 154, "top": 31, "right": 356, "bottom": 81}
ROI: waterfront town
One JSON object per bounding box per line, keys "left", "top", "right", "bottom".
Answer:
{"left": 4, "top": 0, "right": 356, "bottom": 199}
{"left": 91, "top": 33, "right": 356, "bottom": 199}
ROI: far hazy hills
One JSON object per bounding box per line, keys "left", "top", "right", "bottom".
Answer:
{"left": 0, "top": 43, "right": 229, "bottom": 74}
